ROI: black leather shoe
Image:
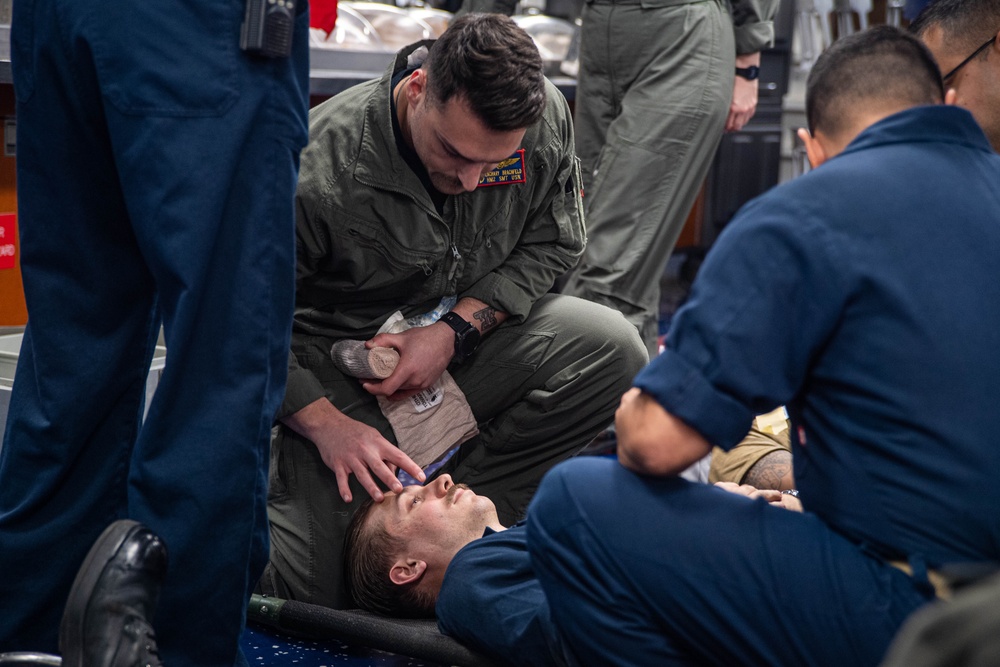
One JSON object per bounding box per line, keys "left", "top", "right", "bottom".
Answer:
{"left": 59, "top": 519, "right": 168, "bottom": 667}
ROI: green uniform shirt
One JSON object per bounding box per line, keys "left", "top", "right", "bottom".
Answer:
{"left": 282, "top": 42, "right": 586, "bottom": 418}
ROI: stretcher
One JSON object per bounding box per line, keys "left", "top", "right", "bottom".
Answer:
{"left": 247, "top": 594, "right": 501, "bottom": 667}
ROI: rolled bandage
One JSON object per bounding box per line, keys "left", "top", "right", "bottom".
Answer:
{"left": 330, "top": 339, "right": 400, "bottom": 379}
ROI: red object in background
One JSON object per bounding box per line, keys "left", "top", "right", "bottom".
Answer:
{"left": 311, "top": 0, "right": 339, "bottom": 35}
{"left": 0, "top": 213, "right": 15, "bottom": 270}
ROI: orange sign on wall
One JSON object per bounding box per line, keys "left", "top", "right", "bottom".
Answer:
{"left": 0, "top": 210, "right": 27, "bottom": 326}
{"left": 0, "top": 83, "right": 26, "bottom": 326}
{"left": 0, "top": 213, "right": 15, "bottom": 270}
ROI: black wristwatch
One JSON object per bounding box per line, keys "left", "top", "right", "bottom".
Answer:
{"left": 440, "top": 312, "right": 481, "bottom": 363}
{"left": 735, "top": 65, "right": 760, "bottom": 81}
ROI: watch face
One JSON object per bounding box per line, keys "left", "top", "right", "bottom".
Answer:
{"left": 458, "top": 327, "right": 481, "bottom": 357}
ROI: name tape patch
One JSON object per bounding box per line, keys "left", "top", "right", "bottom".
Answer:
{"left": 478, "top": 149, "right": 526, "bottom": 187}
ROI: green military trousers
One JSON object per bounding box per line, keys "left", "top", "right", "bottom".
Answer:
{"left": 563, "top": 0, "right": 735, "bottom": 357}
{"left": 260, "top": 294, "right": 647, "bottom": 608}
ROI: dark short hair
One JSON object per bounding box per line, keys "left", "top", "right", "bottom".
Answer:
{"left": 343, "top": 497, "right": 436, "bottom": 618}
{"left": 806, "top": 26, "right": 944, "bottom": 137}
{"left": 422, "top": 13, "right": 546, "bottom": 132}
{"left": 911, "top": 0, "right": 1000, "bottom": 56}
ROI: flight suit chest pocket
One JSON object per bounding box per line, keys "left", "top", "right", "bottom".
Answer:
{"left": 333, "top": 216, "right": 443, "bottom": 299}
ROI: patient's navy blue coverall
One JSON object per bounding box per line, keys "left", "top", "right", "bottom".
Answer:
{"left": 0, "top": 1, "right": 309, "bottom": 664}
{"left": 437, "top": 524, "right": 569, "bottom": 667}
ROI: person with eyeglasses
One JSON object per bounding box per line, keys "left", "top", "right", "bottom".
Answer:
{"left": 912, "top": 0, "right": 1000, "bottom": 152}
{"left": 523, "top": 26, "right": 1000, "bottom": 666}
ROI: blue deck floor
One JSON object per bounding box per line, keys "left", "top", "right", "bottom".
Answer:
{"left": 241, "top": 623, "right": 445, "bottom": 667}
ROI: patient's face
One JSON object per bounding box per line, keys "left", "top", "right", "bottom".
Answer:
{"left": 373, "top": 474, "right": 499, "bottom": 560}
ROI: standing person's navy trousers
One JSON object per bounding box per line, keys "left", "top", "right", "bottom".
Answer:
{"left": 527, "top": 457, "right": 933, "bottom": 666}
{"left": 0, "top": 1, "right": 309, "bottom": 664}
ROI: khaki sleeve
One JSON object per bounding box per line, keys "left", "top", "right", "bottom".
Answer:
{"left": 708, "top": 422, "right": 791, "bottom": 485}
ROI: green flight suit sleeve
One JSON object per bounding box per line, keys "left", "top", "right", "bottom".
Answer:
{"left": 460, "top": 84, "right": 587, "bottom": 323}
{"left": 280, "top": 350, "right": 328, "bottom": 420}
{"left": 277, "top": 159, "right": 340, "bottom": 421}
{"left": 730, "top": 0, "right": 781, "bottom": 55}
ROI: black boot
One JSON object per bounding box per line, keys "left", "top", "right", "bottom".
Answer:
{"left": 59, "top": 519, "right": 168, "bottom": 667}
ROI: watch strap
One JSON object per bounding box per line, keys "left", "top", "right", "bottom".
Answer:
{"left": 441, "top": 311, "right": 471, "bottom": 335}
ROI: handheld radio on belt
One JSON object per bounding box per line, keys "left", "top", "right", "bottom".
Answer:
{"left": 241, "top": 0, "right": 296, "bottom": 58}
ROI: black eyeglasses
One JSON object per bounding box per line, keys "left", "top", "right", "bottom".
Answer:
{"left": 942, "top": 35, "right": 995, "bottom": 85}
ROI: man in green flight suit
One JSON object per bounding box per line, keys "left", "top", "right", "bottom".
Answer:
{"left": 259, "top": 13, "right": 648, "bottom": 609}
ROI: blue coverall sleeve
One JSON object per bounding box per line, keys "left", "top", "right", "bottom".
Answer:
{"left": 634, "top": 192, "right": 849, "bottom": 449}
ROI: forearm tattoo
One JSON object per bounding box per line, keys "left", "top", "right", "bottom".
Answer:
{"left": 743, "top": 450, "right": 793, "bottom": 490}
{"left": 473, "top": 307, "right": 499, "bottom": 332}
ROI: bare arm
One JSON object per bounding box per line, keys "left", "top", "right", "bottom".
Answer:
{"left": 453, "top": 297, "right": 509, "bottom": 337}
{"left": 726, "top": 52, "right": 762, "bottom": 132}
{"left": 742, "top": 449, "right": 794, "bottom": 490}
{"left": 615, "top": 388, "right": 713, "bottom": 476}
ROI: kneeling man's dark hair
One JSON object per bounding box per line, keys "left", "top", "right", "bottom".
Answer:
{"left": 423, "top": 13, "right": 547, "bottom": 132}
